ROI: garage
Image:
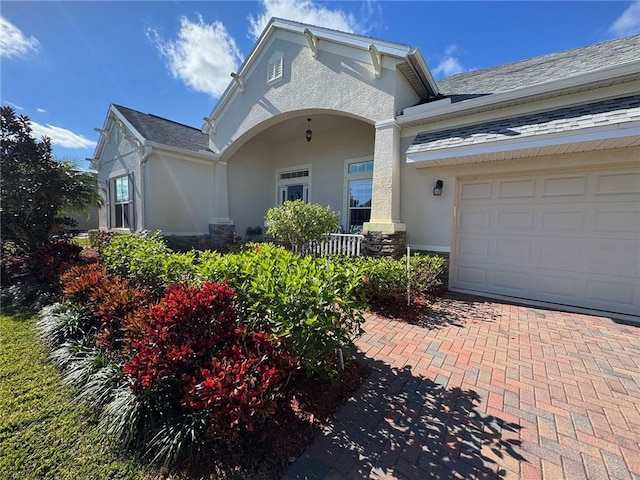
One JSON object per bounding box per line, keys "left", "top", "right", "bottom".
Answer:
{"left": 451, "top": 167, "right": 640, "bottom": 317}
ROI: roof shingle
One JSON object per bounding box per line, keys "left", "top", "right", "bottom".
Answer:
{"left": 436, "top": 35, "right": 640, "bottom": 101}
{"left": 113, "top": 105, "right": 211, "bottom": 153}
{"left": 408, "top": 94, "right": 640, "bottom": 153}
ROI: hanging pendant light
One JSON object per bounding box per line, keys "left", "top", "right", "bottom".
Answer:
{"left": 305, "top": 118, "right": 312, "bottom": 142}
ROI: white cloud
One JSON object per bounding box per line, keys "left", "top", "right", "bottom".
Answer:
{"left": 609, "top": 0, "right": 640, "bottom": 37}
{"left": 31, "top": 122, "right": 96, "bottom": 149}
{"left": 37, "top": 108, "right": 48, "bottom": 113}
{"left": 0, "top": 16, "right": 39, "bottom": 58}
{"left": 147, "top": 15, "right": 243, "bottom": 98}
{"left": 248, "top": 0, "right": 362, "bottom": 40}
{"left": 433, "top": 44, "right": 466, "bottom": 78}
{"left": 3, "top": 101, "right": 24, "bottom": 110}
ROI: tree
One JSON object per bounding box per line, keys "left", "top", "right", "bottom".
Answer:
{"left": 1, "top": 106, "right": 102, "bottom": 253}
{"left": 265, "top": 200, "right": 339, "bottom": 252}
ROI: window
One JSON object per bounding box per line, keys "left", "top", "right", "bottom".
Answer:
{"left": 112, "top": 175, "right": 132, "bottom": 229}
{"left": 276, "top": 166, "right": 310, "bottom": 205}
{"left": 267, "top": 52, "right": 283, "bottom": 83}
{"left": 345, "top": 159, "right": 373, "bottom": 232}
{"left": 348, "top": 161, "right": 374, "bottom": 174}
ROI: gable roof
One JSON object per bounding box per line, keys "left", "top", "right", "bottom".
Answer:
{"left": 202, "top": 17, "right": 438, "bottom": 133}
{"left": 113, "top": 104, "right": 211, "bottom": 153}
{"left": 437, "top": 35, "right": 640, "bottom": 102}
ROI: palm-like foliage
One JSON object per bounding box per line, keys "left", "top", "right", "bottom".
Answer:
{"left": 0, "top": 106, "right": 102, "bottom": 253}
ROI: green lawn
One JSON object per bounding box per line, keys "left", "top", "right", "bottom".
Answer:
{"left": 0, "top": 313, "right": 149, "bottom": 480}
{"left": 72, "top": 236, "right": 91, "bottom": 248}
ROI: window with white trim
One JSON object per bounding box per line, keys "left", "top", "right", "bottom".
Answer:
{"left": 267, "top": 52, "right": 283, "bottom": 83}
{"left": 276, "top": 166, "right": 310, "bottom": 205}
{"left": 345, "top": 160, "right": 373, "bottom": 232}
{"left": 112, "top": 175, "right": 132, "bottom": 229}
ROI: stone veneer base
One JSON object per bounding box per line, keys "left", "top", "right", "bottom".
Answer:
{"left": 209, "top": 223, "right": 236, "bottom": 248}
{"left": 362, "top": 231, "right": 406, "bottom": 258}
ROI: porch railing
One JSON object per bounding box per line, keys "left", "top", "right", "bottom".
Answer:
{"left": 306, "top": 233, "right": 364, "bottom": 257}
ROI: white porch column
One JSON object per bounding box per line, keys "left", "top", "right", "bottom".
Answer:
{"left": 210, "top": 160, "right": 232, "bottom": 225}
{"left": 209, "top": 160, "right": 234, "bottom": 246}
{"left": 363, "top": 118, "right": 405, "bottom": 233}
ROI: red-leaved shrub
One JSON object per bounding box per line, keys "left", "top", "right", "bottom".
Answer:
{"left": 60, "top": 262, "right": 107, "bottom": 304}
{"left": 123, "top": 281, "right": 298, "bottom": 438}
{"left": 2, "top": 241, "right": 82, "bottom": 287}
{"left": 29, "top": 241, "right": 83, "bottom": 285}
{"left": 60, "top": 263, "right": 148, "bottom": 352}
{"left": 91, "top": 276, "right": 148, "bottom": 352}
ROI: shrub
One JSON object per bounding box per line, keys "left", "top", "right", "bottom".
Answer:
{"left": 102, "top": 231, "right": 194, "bottom": 294}
{"left": 60, "top": 262, "right": 106, "bottom": 304}
{"left": 121, "top": 281, "right": 298, "bottom": 462}
{"left": 38, "top": 302, "right": 96, "bottom": 349}
{"left": 59, "top": 263, "right": 149, "bottom": 353}
{"left": 88, "top": 229, "right": 115, "bottom": 254}
{"left": 0, "top": 241, "right": 83, "bottom": 311}
{"left": 1, "top": 106, "right": 102, "bottom": 253}
{"left": 22, "top": 241, "right": 82, "bottom": 286}
{"left": 91, "top": 276, "right": 148, "bottom": 353}
{"left": 196, "top": 243, "right": 366, "bottom": 379}
{"left": 352, "top": 254, "right": 446, "bottom": 302}
{"left": 265, "top": 200, "right": 339, "bottom": 251}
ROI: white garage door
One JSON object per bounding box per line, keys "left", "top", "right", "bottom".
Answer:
{"left": 452, "top": 168, "right": 640, "bottom": 317}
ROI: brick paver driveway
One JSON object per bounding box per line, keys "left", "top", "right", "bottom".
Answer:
{"left": 285, "top": 293, "right": 640, "bottom": 479}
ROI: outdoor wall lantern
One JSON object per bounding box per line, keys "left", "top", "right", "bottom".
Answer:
{"left": 305, "top": 118, "right": 313, "bottom": 142}
{"left": 433, "top": 179, "right": 444, "bottom": 196}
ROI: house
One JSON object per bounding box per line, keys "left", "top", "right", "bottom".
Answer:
{"left": 91, "top": 18, "right": 640, "bottom": 319}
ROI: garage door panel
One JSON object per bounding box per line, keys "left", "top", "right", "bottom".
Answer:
{"left": 541, "top": 211, "right": 585, "bottom": 231}
{"left": 457, "top": 237, "right": 490, "bottom": 257}
{"left": 585, "top": 278, "right": 636, "bottom": 308}
{"left": 495, "top": 239, "right": 532, "bottom": 260}
{"left": 538, "top": 238, "right": 585, "bottom": 270}
{"left": 593, "top": 207, "right": 640, "bottom": 234}
{"left": 453, "top": 168, "right": 640, "bottom": 317}
{"left": 542, "top": 175, "right": 588, "bottom": 197}
{"left": 458, "top": 211, "right": 491, "bottom": 230}
{"left": 494, "top": 269, "right": 530, "bottom": 291}
{"left": 459, "top": 181, "right": 492, "bottom": 201}
{"left": 537, "top": 273, "right": 580, "bottom": 298}
{"left": 498, "top": 178, "right": 535, "bottom": 198}
{"left": 586, "top": 238, "right": 640, "bottom": 276}
{"left": 596, "top": 172, "right": 640, "bottom": 194}
{"left": 496, "top": 211, "right": 534, "bottom": 230}
{"left": 454, "top": 265, "right": 487, "bottom": 286}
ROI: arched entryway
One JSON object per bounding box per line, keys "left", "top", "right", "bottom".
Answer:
{"left": 224, "top": 112, "right": 376, "bottom": 239}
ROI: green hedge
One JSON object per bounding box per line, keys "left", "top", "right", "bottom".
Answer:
{"left": 101, "top": 234, "right": 366, "bottom": 379}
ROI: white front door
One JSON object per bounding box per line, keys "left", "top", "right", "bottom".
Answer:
{"left": 279, "top": 183, "right": 309, "bottom": 204}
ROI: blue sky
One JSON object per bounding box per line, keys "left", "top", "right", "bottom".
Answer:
{"left": 2, "top": 1, "right": 639, "bottom": 171}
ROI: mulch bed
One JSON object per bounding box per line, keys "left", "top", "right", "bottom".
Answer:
{"left": 368, "top": 294, "right": 434, "bottom": 324}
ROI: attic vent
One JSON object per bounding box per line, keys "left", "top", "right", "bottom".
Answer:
{"left": 267, "top": 52, "right": 283, "bottom": 83}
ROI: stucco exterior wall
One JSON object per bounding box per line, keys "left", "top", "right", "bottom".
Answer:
{"left": 65, "top": 207, "right": 100, "bottom": 231}
{"left": 212, "top": 34, "right": 404, "bottom": 159}
{"left": 96, "top": 124, "right": 144, "bottom": 231}
{"left": 145, "top": 153, "right": 215, "bottom": 235}
{"left": 227, "top": 140, "right": 274, "bottom": 237}
{"left": 394, "top": 70, "right": 422, "bottom": 116}
{"left": 400, "top": 143, "right": 640, "bottom": 251}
